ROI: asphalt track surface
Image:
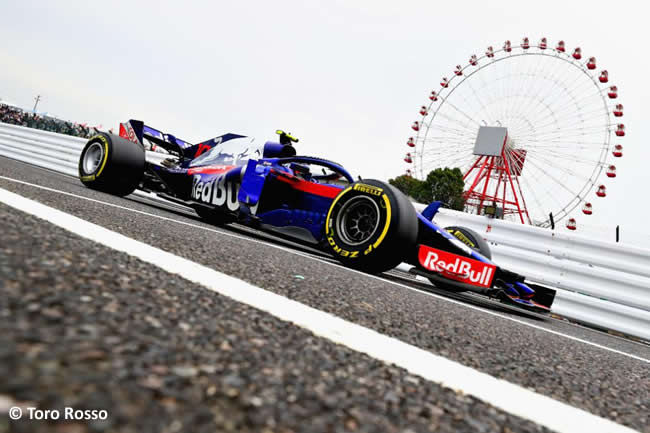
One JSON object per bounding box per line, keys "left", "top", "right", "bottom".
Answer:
{"left": 1, "top": 156, "right": 649, "bottom": 433}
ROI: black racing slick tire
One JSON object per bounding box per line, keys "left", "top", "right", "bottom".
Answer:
{"left": 78, "top": 133, "right": 145, "bottom": 196}
{"left": 325, "top": 179, "right": 418, "bottom": 274}
{"left": 444, "top": 226, "right": 492, "bottom": 260}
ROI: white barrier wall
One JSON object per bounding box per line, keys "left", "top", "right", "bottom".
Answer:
{"left": 1, "top": 122, "right": 649, "bottom": 340}
{"left": 0, "top": 122, "right": 169, "bottom": 175}
{"left": 0, "top": 122, "right": 86, "bottom": 176}
{"left": 422, "top": 206, "right": 650, "bottom": 307}
{"left": 412, "top": 205, "right": 650, "bottom": 340}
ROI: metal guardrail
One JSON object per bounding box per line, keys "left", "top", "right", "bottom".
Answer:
{"left": 0, "top": 123, "right": 85, "bottom": 176}
{"left": 0, "top": 122, "right": 170, "bottom": 174}
{"left": 412, "top": 206, "right": 650, "bottom": 340}
{"left": 1, "top": 122, "right": 649, "bottom": 340}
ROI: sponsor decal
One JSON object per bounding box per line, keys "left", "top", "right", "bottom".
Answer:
{"left": 448, "top": 229, "right": 476, "bottom": 249}
{"left": 418, "top": 245, "right": 495, "bottom": 288}
{"left": 325, "top": 187, "right": 392, "bottom": 259}
{"left": 119, "top": 122, "right": 139, "bottom": 144}
{"left": 326, "top": 237, "right": 360, "bottom": 257}
{"left": 353, "top": 183, "right": 383, "bottom": 196}
{"left": 191, "top": 174, "right": 258, "bottom": 214}
{"left": 90, "top": 134, "right": 107, "bottom": 145}
{"left": 443, "top": 233, "right": 474, "bottom": 255}
{"left": 194, "top": 142, "right": 212, "bottom": 158}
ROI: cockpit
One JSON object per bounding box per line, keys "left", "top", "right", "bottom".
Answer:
{"left": 279, "top": 158, "right": 353, "bottom": 187}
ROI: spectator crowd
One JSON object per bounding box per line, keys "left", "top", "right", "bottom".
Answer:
{"left": 0, "top": 103, "right": 98, "bottom": 138}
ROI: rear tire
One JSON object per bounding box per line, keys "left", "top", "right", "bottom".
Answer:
{"left": 78, "top": 133, "right": 144, "bottom": 196}
{"left": 325, "top": 179, "right": 418, "bottom": 273}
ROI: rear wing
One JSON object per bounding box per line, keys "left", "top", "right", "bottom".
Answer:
{"left": 119, "top": 119, "right": 229, "bottom": 160}
{"left": 118, "top": 119, "right": 295, "bottom": 162}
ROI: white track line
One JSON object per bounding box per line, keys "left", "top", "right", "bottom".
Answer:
{"left": 1, "top": 174, "right": 649, "bottom": 364}
{"left": 0, "top": 186, "right": 640, "bottom": 433}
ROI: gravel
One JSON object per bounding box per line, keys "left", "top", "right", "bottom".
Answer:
{"left": 0, "top": 203, "right": 555, "bottom": 433}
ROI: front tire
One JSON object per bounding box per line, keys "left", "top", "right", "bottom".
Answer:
{"left": 325, "top": 179, "right": 418, "bottom": 273}
{"left": 78, "top": 133, "right": 144, "bottom": 196}
{"left": 444, "top": 226, "right": 491, "bottom": 260}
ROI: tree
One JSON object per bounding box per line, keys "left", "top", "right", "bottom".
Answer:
{"left": 388, "top": 175, "right": 430, "bottom": 203}
{"left": 388, "top": 175, "right": 421, "bottom": 201}
{"left": 388, "top": 167, "right": 465, "bottom": 210}
{"left": 424, "top": 167, "right": 465, "bottom": 210}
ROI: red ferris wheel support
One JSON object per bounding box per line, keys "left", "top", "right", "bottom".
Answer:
{"left": 462, "top": 126, "right": 531, "bottom": 224}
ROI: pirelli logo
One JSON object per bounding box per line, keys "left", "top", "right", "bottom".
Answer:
{"left": 450, "top": 230, "right": 476, "bottom": 249}
{"left": 353, "top": 184, "right": 383, "bottom": 196}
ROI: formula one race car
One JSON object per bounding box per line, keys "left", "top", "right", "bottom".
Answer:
{"left": 78, "top": 120, "right": 555, "bottom": 312}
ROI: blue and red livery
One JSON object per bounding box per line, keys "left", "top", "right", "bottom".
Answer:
{"left": 77, "top": 120, "right": 555, "bottom": 312}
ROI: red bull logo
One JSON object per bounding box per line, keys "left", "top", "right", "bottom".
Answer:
{"left": 418, "top": 245, "right": 495, "bottom": 288}
{"left": 119, "top": 122, "right": 139, "bottom": 144}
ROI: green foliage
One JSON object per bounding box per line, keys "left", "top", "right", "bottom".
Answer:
{"left": 425, "top": 167, "right": 465, "bottom": 210}
{"left": 387, "top": 175, "right": 429, "bottom": 204}
{"left": 388, "top": 167, "right": 465, "bottom": 210}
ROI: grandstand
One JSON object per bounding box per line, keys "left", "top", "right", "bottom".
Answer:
{"left": 0, "top": 103, "right": 99, "bottom": 138}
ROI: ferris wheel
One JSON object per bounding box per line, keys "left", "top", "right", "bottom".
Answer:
{"left": 404, "top": 37, "right": 625, "bottom": 230}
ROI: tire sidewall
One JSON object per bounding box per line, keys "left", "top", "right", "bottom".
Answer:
{"left": 325, "top": 182, "right": 393, "bottom": 260}
{"left": 79, "top": 134, "right": 112, "bottom": 183}
{"left": 325, "top": 179, "right": 418, "bottom": 272}
{"left": 78, "top": 132, "right": 144, "bottom": 196}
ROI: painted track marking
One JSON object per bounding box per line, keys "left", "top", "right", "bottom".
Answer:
{"left": 0, "top": 185, "right": 641, "bottom": 433}
{"left": 0, "top": 174, "right": 648, "bottom": 364}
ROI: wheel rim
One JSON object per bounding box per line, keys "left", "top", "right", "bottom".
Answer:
{"left": 336, "top": 196, "right": 381, "bottom": 246}
{"left": 83, "top": 142, "right": 104, "bottom": 174}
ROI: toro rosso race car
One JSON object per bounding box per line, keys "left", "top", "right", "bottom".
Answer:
{"left": 78, "top": 120, "right": 555, "bottom": 312}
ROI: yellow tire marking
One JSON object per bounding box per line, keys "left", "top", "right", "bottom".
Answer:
{"left": 326, "top": 186, "right": 393, "bottom": 254}
{"left": 325, "top": 186, "right": 353, "bottom": 235}
{"left": 94, "top": 136, "right": 109, "bottom": 178}
{"left": 372, "top": 193, "right": 391, "bottom": 248}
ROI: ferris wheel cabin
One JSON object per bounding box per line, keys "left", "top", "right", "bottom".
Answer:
{"left": 407, "top": 36, "right": 626, "bottom": 230}
{"left": 587, "top": 57, "right": 597, "bottom": 70}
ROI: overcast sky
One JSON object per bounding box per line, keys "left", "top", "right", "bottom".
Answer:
{"left": 1, "top": 0, "right": 647, "bottom": 243}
